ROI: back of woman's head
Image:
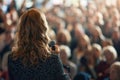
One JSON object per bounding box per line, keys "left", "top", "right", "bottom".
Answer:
{"left": 12, "top": 8, "right": 50, "bottom": 66}
{"left": 19, "top": 8, "right": 49, "bottom": 41}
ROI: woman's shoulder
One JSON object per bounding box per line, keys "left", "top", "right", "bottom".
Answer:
{"left": 8, "top": 52, "right": 22, "bottom": 65}
{"left": 50, "top": 54, "right": 59, "bottom": 58}
{"left": 8, "top": 53, "right": 15, "bottom": 61}
{"left": 47, "top": 54, "right": 60, "bottom": 62}
{"left": 45, "top": 54, "right": 63, "bottom": 67}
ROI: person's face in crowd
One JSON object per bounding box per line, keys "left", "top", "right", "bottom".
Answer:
{"left": 60, "top": 50, "right": 67, "bottom": 63}
{"left": 112, "top": 30, "right": 120, "bottom": 41}
{"left": 110, "top": 66, "right": 119, "bottom": 80}
{"left": 102, "top": 40, "right": 108, "bottom": 47}
{"left": 104, "top": 50, "right": 114, "bottom": 64}
{"left": 92, "top": 48, "right": 101, "bottom": 59}
{"left": 88, "top": 9, "right": 94, "bottom": 17}
{"left": 57, "top": 33, "right": 67, "bottom": 45}
{"left": 87, "top": 20, "right": 94, "bottom": 29}
{"left": 78, "top": 36, "right": 88, "bottom": 50}
{"left": 57, "top": 29, "right": 71, "bottom": 45}
{"left": 105, "top": 21, "right": 112, "bottom": 28}
{"left": 91, "top": 28, "right": 99, "bottom": 38}
{"left": 60, "top": 34, "right": 67, "bottom": 42}
{"left": 74, "top": 27, "right": 83, "bottom": 39}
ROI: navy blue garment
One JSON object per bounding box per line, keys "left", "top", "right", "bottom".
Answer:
{"left": 74, "top": 72, "right": 91, "bottom": 80}
{"left": 113, "top": 40, "right": 120, "bottom": 57}
{"left": 0, "top": 44, "right": 11, "bottom": 59}
{"left": 8, "top": 54, "right": 70, "bottom": 80}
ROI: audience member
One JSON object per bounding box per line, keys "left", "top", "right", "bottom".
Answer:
{"left": 110, "top": 61, "right": 120, "bottom": 80}
{"left": 60, "top": 45, "right": 77, "bottom": 80}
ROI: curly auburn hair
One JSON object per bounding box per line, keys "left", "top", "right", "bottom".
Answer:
{"left": 12, "top": 8, "right": 50, "bottom": 66}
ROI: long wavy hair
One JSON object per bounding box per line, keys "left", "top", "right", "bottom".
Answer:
{"left": 12, "top": 8, "right": 50, "bottom": 66}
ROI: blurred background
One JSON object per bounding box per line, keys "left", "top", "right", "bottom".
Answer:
{"left": 0, "top": 0, "right": 120, "bottom": 80}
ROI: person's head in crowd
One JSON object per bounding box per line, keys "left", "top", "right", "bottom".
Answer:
{"left": 104, "top": 20, "right": 112, "bottom": 29}
{"left": 77, "top": 34, "right": 91, "bottom": 51}
{"left": 111, "top": 28, "right": 120, "bottom": 42}
{"left": 101, "top": 38, "right": 113, "bottom": 48}
{"left": 70, "top": 8, "right": 84, "bottom": 25}
{"left": 87, "top": 19, "right": 95, "bottom": 29}
{"left": 6, "top": 2, "right": 19, "bottom": 27}
{"left": 92, "top": 43, "right": 102, "bottom": 60}
{"left": 85, "top": 19, "right": 95, "bottom": 37}
{"left": 12, "top": 8, "right": 51, "bottom": 65}
{"left": 70, "top": 7, "right": 83, "bottom": 18}
{"left": 104, "top": 19, "right": 112, "bottom": 29}
{"left": 0, "top": 27, "right": 6, "bottom": 46}
{"left": 102, "top": 46, "right": 117, "bottom": 64}
{"left": 51, "top": 6, "right": 61, "bottom": 15}
{"left": 56, "top": 19, "right": 65, "bottom": 30}
{"left": 92, "top": 26, "right": 104, "bottom": 38}
{"left": 64, "top": 7, "right": 77, "bottom": 24}
{"left": 74, "top": 23, "right": 85, "bottom": 39}
{"left": 102, "top": 8, "right": 109, "bottom": 21}
{"left": 112, "top": 15, "right": 120, "bottom": 28}
{"left": 56, "top": 29, "right": 71, "bottom": 45}
{"left": 91, "top": 26, "right": 105, "bottom": 44}
{"left": 110, "top": 61, "right": 120, "bottom": 80}
{"left": 87, "top": 1, "right": 96, "bottom": 17}
{"left": 111, "top": 8, "right": 120, "bottom": 27}
{"left": 60, "top": 45, "right": 71, "bottom": 63}
{"left": 7, "top": 0, "right": 17, "bottom": 12}
{"left": 94, "top": 12, "right": 104, "bottom": 26}
{"left": 47, "top": 28, "right": 56, "bottom": 40}
{"left": 102, "top": 20, "right": 112, "bottom": 38}
{"left": 72, "top": 34, "right": 91, "bottom": 65}
{"left": 48, "top": 16, "right": 65, "bottom": 33}
{"left": 60, "top": 45, "right": 77, "bottom": 80}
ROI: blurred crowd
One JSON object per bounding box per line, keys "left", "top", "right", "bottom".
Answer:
{"left": 0, "top": 0, "right": 120, "bottom": 80}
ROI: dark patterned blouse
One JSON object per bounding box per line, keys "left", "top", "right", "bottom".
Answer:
{"left": 8, "top": 54, "right": 69, "bottom": 80}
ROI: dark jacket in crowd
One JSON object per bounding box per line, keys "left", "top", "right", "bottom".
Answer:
{"left": 74, "top": 72, "right": 91, "bottom": 80}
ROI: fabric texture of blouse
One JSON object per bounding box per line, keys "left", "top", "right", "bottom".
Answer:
{"left": 8, "top": 54, "right": 70, "bottom": 80}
